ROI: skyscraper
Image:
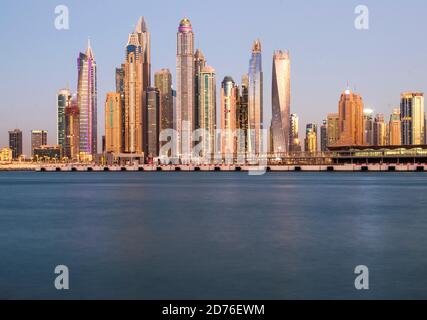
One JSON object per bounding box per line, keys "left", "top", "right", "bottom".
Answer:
{"left": 220, "top": 76, "right": 238, "bottom": 157}
{"left": 154, "top": 69, "right": 174, "bottom": 132}
{"left": 338, "top": 88, "right": 364, "bottom": 146}
{"left": 327, "top": 113, "right": 340, "bottom": 147}
{"left": 289, "top": 114, "right": 301, "bottom": 152}
{"left": 194, "top": 49, "right": 206, "bottom": 130}
{"left": 115, "top": 67, "right": 125, "bottom": 148}
{"left": 248, "top": 40, "right": 264, "bottom": 155}
{"left": 8, "top": 129, "right": 23, "bottom": 159}
{"left": 176, "top": 18, "right": 195, "bottom": 159}
{"left": 363, "top": 108, "right": 374, "bottom": 146}
{"left": 77, "top": 40, "right": 97, "bottom": 157}
{"left": 65, "top": 95, "right": 80, "bottom": 160}
{"left": 305, "top": 123, "right": 317, "bottom": 153}
{"left": 271, "top": 50, "right": 290, "bottom": 154}
{"left": 389, "top": 108, "right": 402, "bottom": 146}
{"left": 373, "top": 113, "right": 386, "bottom": 146}
{"left": 31, "top": 130, "right": 48, "bottom": 157}
{"left": 320, "top": 120, "right": 327, "bottom": 152}
{"left": 236, "top": 74, "right": 249, "bottom": 155}
{"left": 401, "top": 92, "right": 424, "bottom": 145}
{"left": 105, "top": 93, "right": 122, "bottom": 155}
{"left": 198, "top": 66, "right": 216, "bottom": 158}
{"left": 57, "top": 89, "right": 71, "bottom": 153}
{"left": 136, "top": 17, "right": 151, "bottom": 99}
{"left": 124, "top": 32, "right": 144, "bottom": 154}
{"left": 146, "top": 87, "right": 160, "bottom": 158}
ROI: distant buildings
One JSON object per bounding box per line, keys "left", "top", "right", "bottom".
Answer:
{"left": 0, "top": 147, "right": 13, "bottom": 162}
{"left": 271, "top": 50, "right": 291, "bottom": 154}
{"left": 327, "top": 113, "right": 339, "bottom": 147}
{"left": 373, "top": 113, "right": 386, "bottom": 146}
{"left": 77, "top": 41, "right": 97, "bottom": 157}
{"left": 57, "top": 89, "right": 71, "bottom": 152}
{"left": 305, "top": 123, "right": 317, "bottom": 153}
{"left": 236, "top": 75, "right": 249, "bottom": 155}
{"left": 154, "top": 69, "right": 174, "bottom": 133}
{"left": 389, "top": 109, "right": 402, "bottom": 146}
{"left": 289, "top": 114, "right": 301, "bottom": 152}
{"left": 33, "top": 145, "right": 61, "bottom": 161}
{"left": 248, "top": 40, "right": 264, "bottom": 155}
{"left": 9, "top": 129, "right": 23, "bottom": 159}
{"left": 401, "top": 92, "right": 424, "bottom": 145}
{"left": 320, "top": 120, "right": 327, "bottom": 152}
{"left": 338, "top": 88, "right": 364, "bottom": 146}
{"left": 363, "top": 109, "right": 374, "bottom": 146}
{"left": 31, "top": 130, "right": 48, "bottom": 156}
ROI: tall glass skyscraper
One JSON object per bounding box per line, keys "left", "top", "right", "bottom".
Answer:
{"left": 176, "top": 18, "right": 195, "bottom": 159}
{"left": 271, "top": 50, "right": 290, "bottom": 154}
{"left": 8, "top": 129, "right": 23, "bottom": 159}
{"left": 146, "top": 87, "right": 160, "bottom": 158}
{"left": 194, "top": 49, "right": 206, "bottom": 130}
{"left": 65, "top": 95, "right": 80, "bottom": 160}
{"left": 236, "top": 75, "right": 249, "bottom": 155}
{"left": 57, "top": 89, "right": 71, "bottom": 152}
{"left": 77, "top": 41, "right": 97, "bottom": 156}
{"left": 248, "top": 40, "right": 263, "bottom": 155}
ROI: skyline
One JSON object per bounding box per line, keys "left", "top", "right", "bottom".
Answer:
{"left": 2, "top": 0, "right": 427, "bottom": 154}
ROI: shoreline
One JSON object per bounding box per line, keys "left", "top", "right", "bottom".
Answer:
{"left": 1, "top": 163, "right": 426, "bottom": 173}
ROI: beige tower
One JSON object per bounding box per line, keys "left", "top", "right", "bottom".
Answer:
{"left": 105, "top": 93, "right": 122, "bottom": 154}
{"left": 221, "top": 76, "right": 238, "bottom": 157}
{"left": 338, "top": 88, "right": 364, "bottom": 146}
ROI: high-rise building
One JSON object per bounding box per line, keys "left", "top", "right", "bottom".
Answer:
{"left": 57, "top": 89, "right": 71, "bottom": 152}
{"left": 248, "top": 40, "right": 264, "bottom": 155}
{"left": 305, "top": 123, "right": 317, "bottom": 153}
{"left": 105, "top": 93, "right": 122, "bottom": 155}
{"left": 194, "top": 49, "right": 207, "bottom": 130}
{"left": 401, "top": 92, "right": 424, "bottom": 145}
{"left": 327, "top": 113, "right": 340, "bottom": 147}
{"left": 198, "top": 66, "right": 216, "bottom": 158}
{"left": 124, "top": 32, "right": 144, "bottom": 154}
{"left": 373, "top": 113, "right": 386, "bottom": 146}
{"left": 289, "top": 114, "right": 301, "bottom": 152}
{"left": 320, "top": 120, "right": 327, "bottom": 152}
{"left": 271, "top": 50, "right": 290, "bottom": 154}
{"left": 77, "top": 40, "right": 97, "bottom": 157}
{"left": 176, "top": 18, "right": 195, "bottom": 158}
{"left": 8, "top": 129, "right": 23, "bottom": 159}
{"left": 220, "top": 76, "right": 238, "bottom": 157}
{"left": 146, "top": 87, "right": 160, "bottom": 158}
{"left": 136, "top": 17, "right": 151, "bottom": 99}
{"left": 338, "top": 88, "right": 364, "bottom": 146}
{"left": 236, "top": 74, "right": 249, "bottom": 155}
{"left": 115, "top": 67, "right": 125, "bottom": 147}
{"left": 154, "top": 69, "right": 174, "bottom": 132}
{"left": 389, "top": 108, "right": 402, "bottom": 146}
{"left": 31, "top": 130, "right": 48, "bottom": 157}
{"left": 363, "top": 108, "right": 374, "bottom": 146}
{"left": 65, "top": 95, "right": 80, "bottom": 160}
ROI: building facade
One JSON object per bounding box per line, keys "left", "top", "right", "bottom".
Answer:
{"left": 31, "top": 130, "right": 48, "bottom": 157}
{"left": 248, "top": 40, "right": 264, "bottom": 155}
{"left": 236, "top": 75, "right": 249, "bottom": 155}
{"left": 65, "top": 96, "right": 80, "bottom": 160}
{"left": 338, "top": 89, "right": 364, "bottom": 146}
{"left": 105, "top": 93, "right": 122, "bottom": 155}
{"left": 305, "top": 123, "right": 318, "bottom": 153}
{"left": 57, "top": 89, "right": 71, "bottom": 152}
{"left": 320, "top": 120, "right": 327, "bottom": 152}
{"left": 271, "top": 50, "right": 291, "bottom": 154}
{"left": 289, "top": 114, "right": 301, "bottom": 152}
{"left": 389, "top": 109, "right": 402, "bottom": 146}
{"left": 176, "top": 18, "right": 195, "bottom": 159}
{"left": 327, "top": 113, "right": 340, "bottom": 147}
{"left": 220, "top": 76, "right": 238, "bottom": 158}
{"left": 373, "top": 113, "right": 386, "bottom": 146}
{"left": 8, "top": 129, "right": 23, "bottom": 159}
{"left": 146, "top": 88, "right": 160, "bottom": 158}
{"left": 154, "top": 69, "right": 174, "bottom": 133}
{"left": 198, "top": 66, "right": 216, "bottom": 158}
{"left": 401, "top": 92, "right": 424, "bottom": 145}
{"left": 77, "top": 41, "right": 97, "bottom": 157}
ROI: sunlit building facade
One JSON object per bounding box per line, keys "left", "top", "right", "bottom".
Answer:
{"left": 105, "top": 93, "right": 122, "bottom": 155}
{"left": 401, "top": 92, "right": 424, "bottom": 145}
{"left": 77, "top": 41, "right": 97, "bottom": 156}
{"left": 248, "top": 40, "right": 264, "bottom": 155}
{"left": 373, "top": 113, "right": 386, "bottom": 146}
{"left": 305, "top": 123, "right": 317, "bottom": 153}
{"left": 57, "top": 89, "right": 71, "bottom": 153}
{"left": 198, "top": 66, "right": 216, "bottom": 158}
{"left": 320, "top": 120, "right": 327, "bottom": 152}
{"left": 289, "top": 114, "right": 301, "bottom": 152}
{"left": 176, "top": 18, "right": 195, "bottom": 158}
{"left": 31, "top": 130, "right": 48, "bottom": 157}
{"left": 146, "top": 88, "right": 160, "bottom": 158}
{"left": 220, "top": 76, "right": 238, "bottom": 157}
{"left": 389, "top": 108, "right": 402, "bottom": 146}
{"left": 154, "top": 69, "right": 174, "bottom": 132}
{"left": 65, "top": 96, "right": 80, "bottom": 160}
{"left": 327, "top": 113, "right": 340, "bottom": 147}
{"left": 338, "top": 89, "right": 364, "bottom": 146}
{"left": 271, "top": 50, "right": 290, "bottom": 154}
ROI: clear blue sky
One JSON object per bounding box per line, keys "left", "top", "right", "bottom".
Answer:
{"left": 1, "top": 0, "right": 427, "bottom": 155}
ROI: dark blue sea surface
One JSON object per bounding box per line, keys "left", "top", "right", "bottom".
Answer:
{"left": 0, "top": 172, "right": 427, "bottom": 300}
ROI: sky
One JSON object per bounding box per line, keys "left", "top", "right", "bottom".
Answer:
{"left": 1, "top": 0, "right": 427, "bottom": 155}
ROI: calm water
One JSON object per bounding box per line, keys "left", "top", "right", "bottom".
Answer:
{"left": 0, "top": 172, "right": 427, "bottom": 300}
